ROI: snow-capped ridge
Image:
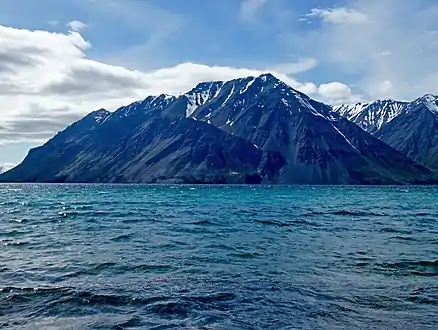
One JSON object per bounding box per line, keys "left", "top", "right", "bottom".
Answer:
{"left": 178, "top": 73, "right": 361, "bottom": 152}
{"left": 258, "top": 72, "right": 278, "bottom": 82}
{"left": 84, "top": 108, "right": 110, "bottom": 124}
{"left": 107, "top": 94, "right": 177, "bottom": 120}
{"left": 333, "top": 99, "right": 409, "bottom": 133}
{"left": 333, "top": 102, "right": 370, "bottom": 118}
{"left": 184, "top": 81, "right": 225, "bottom": 117}
{"left": 89, "top": 108, "right": 110, "bottom": 120}
{"left": 183, "top": 73, "right": 292, "bottom": 118}
{"left": 412, "top": 94, "right": 438, "bottom": 114}
{"left": 420, "top": 93, "right": 438, "bottom": 101}
{"left": 181, "top": 72, "right": 342, "bottom": 122}
{"left": 334, "top": 93, "right": 438, "bottom": 135}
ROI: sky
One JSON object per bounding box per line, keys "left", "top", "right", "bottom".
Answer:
{"left": 0, "top": 0, "right": 438, "bottom": 167}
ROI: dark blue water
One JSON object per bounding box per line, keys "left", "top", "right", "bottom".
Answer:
{"left": 1, "top": 184, "right": 437, "bottom": 329}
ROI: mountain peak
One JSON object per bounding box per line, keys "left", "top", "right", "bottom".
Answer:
{"left": 183, "top": 73, "right": 331, "bottom": 122}
{"left": 188, "top": 73, "right": 282, "bottom": 93}
{"left": 87, "top": 109, "right": 110, "bottom": 123}
{"left": 143, "top": 93, "right": 176, "bottom": 103}
{"left": 90, "top": 108, "right": 109, "bottom": 116}
{"left": 410, "top": 93, "right": 437, "bottom": 104}
{"left": 333, "top": 98, "right": 408, "bottom": 134}
{"left": 257, "top": 72, "right": 280, "bottom": 83}
{"left": 191, "top": 80, "right": 225, "bottom": 92}
{"left": 411, "top": 93, "right": 438, "bottom": 114}
{"left": 422, "top": 93, "right": 438, "bottom": 100}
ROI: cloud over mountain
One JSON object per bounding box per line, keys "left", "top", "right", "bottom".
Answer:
{"left": 0, "top": 24, "right": 355, "bottom": 146}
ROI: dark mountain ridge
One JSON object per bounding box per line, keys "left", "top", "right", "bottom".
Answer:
{"left": 333, "top": 94, "right": 438, "bottom": 171}
{"left": 1, "top": 74, "right": 434, "bottom": 184}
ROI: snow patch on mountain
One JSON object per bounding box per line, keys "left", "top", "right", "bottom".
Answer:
{"left": 240, "top": 78, "right": 255, "bottom": 94}
{"left": 221, "top": 84, "right": 235, "bottom": 107}
{"left": 333, "top": 103, "right": 369, "bottom": 118}
{"left": 185, "top": 81, "right": 224, "bottom": 117}
{"left": 413, "top": 94, "right": 438, "bottom": 114}
{"left": 110, "top": 94, "right": 176, "bottom": 120}
{"left": 333, "top": 99, "right": 409, "bottom": 133}
{"left": 87, "top": 109, "right": 110, "bottom": 125}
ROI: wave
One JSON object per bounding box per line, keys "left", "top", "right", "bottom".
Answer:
{"left": 59, "top": 262, "right": 175, "bottom": 280}
{"left": 379, "top": 228, "right": 413, "bottom": 234}
{"left": 123, "top": 264, "right": 173, "bottom": 274}
{"left": 110, "top": 234, "right": 134, "bottom": 242}
{"left": 0, "top": 286, "right": 70, "bottom": 294}
{"left": 388, "top": 236, "right": 416, "bottom": 241}
{"left": 254, "top": 219, "right": 316, "bottom": 227}
{"left": 303, "top": 210, "right": 387, "bottom": 217}
{"left": 377, "top": 260, "right": 438, "bottom": 277}
{"left": 189, "top": 219, "right": 218, "bottom": 226}
{"left": 0, "top": 230, "right": 30, "bottom": 238}
{"left": 2, "top": 240, "right": 31, "bottom": 247}
{"left": 229, "top": 252, "right": 262, "bottom": 259}
{"left": 0, "top": 286, "right": 236, "bottom": 320}
{"left": 413, "top": 212, "right": 438, "bottom": 217}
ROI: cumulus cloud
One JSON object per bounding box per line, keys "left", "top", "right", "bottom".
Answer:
{"left": 306, "top": 7, "right": 368, "bottom": 25}
{"left": 0, "top": 24, "right": 355, "bottom": 147}
{"left": 318, "top": 82, "right": 362, "bottom": 105}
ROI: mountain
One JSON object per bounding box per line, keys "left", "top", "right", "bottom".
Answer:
{"left": 0, "top": 74, "right": 434, "bottom": 184}
{"left": 334, "top": 94, "right": 438, "bottom": 170}
{"left": 1, "top": 96, "right": 281, "bottom": 184}
{"left": 375, "top": 95, "right": 438, "bottom": 170}
{"left": 333, "top": 99, "right": 409, "bottom": 135}
{"left": 0, "top": 164, "right": 14, "bottom": 174}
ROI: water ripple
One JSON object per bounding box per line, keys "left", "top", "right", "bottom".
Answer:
{"left": 0, "top": 184, "right": 437, "bottom": 329}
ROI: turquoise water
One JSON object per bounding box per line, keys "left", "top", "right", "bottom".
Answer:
{"left": 1, "top": 184, "right": 437, "bottom": 329}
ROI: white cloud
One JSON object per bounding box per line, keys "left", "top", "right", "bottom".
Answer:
{"left": 318, "top": 82, "right": 362, "bottom": 105}
{"left": 0, "top": 24, "right": 355, "bottom": 146}
{"left": 319, "top": 82, "right": 351, "bottom": 98}
{"left": 298, "top": 1, "right": 438, "bottom": 100}
{"left": 306, "top": 7, "right": 368, "bottom": 25}
{"left": 239, "top": 0, "right": 267, "bottom": 23}
{"left": 67, "top": 20, "right": 87, "bottom": 32}
{"left": 273, "top": 58, "right": 318, "bottom": 74}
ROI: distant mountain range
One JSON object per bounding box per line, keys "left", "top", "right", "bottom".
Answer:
{"left": 1, "top": 74, "right": 436, "bottom": 184}
{"left": 333, "top": 94, "right": 438, "bottom": 171}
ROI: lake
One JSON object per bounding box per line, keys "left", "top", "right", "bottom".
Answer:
{"left": 1, "top": 184, "right": 437, "bottom": 329}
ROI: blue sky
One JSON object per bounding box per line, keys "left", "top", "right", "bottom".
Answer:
{"left": 0, "top": 0, "right": 438, "bottom": 167}
{"left": 2, "top": 0, "right": 323, "bottom": 74}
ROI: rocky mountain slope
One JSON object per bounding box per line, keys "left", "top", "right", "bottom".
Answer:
{"left": 334, "top": 94, "right": 438, "bottom": 170}
{"left": 1, "top": 96, "right": 280, "bottom": 184}
{"left": 333, "top": 99, "right": 409, "bottom": 135}
{"left": 0, "top": 74, "right": 434, "bottom": 184}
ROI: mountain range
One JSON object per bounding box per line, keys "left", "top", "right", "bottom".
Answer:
{"left": 1, "top": 73, "right": 436, "bottom": 184}
{"left": 333, "top": 94, "right": 438, "bottom": 171}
